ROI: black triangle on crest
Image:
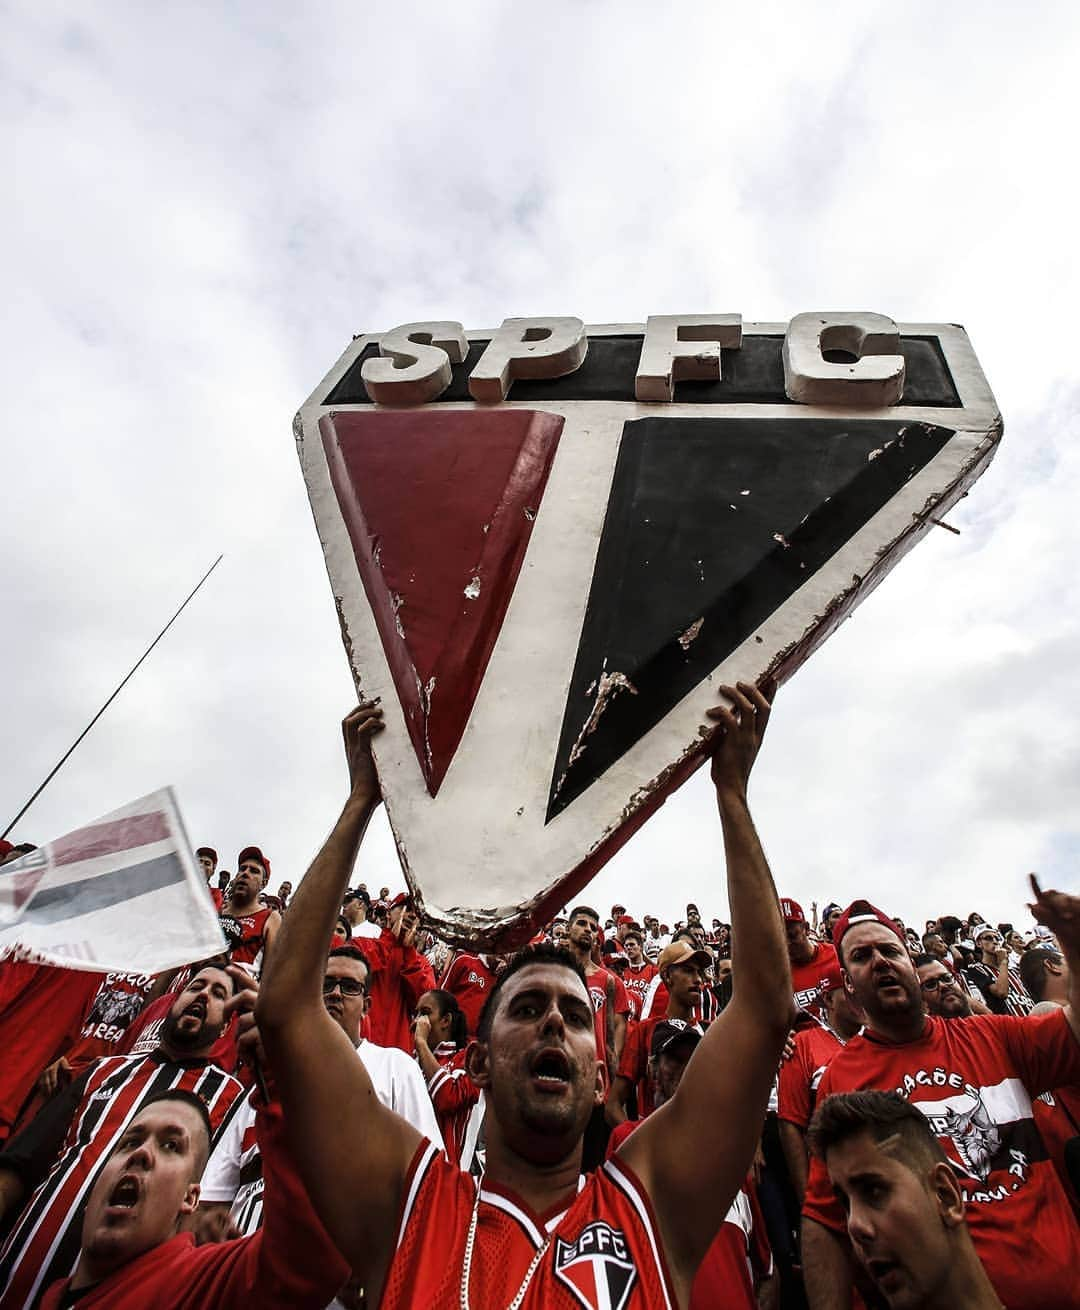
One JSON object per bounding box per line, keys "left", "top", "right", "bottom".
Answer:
{"left": 547, "top": 416, "right": 953, "bottom": 820}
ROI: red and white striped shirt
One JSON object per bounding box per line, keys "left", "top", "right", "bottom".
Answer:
{"left": 0, "top": 1052, "right": 244, "bottom": 1308}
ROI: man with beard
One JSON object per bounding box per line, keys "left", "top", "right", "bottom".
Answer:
{"left": 801, "top": 891, "right": 1080, "bottom": 1310}
{"left": 0, "top": 966, "right": 246, "bottom": 1308}
{"left": 809, "top": 1091, "right": 1004, "bottom": 1310}
{"left": 915, "top": 955, "right": 976, "bottom": 1019}
{"left": 258, "top": 683, "right": 791, "bottom": 1309}
{"left": 36, "top": 1088, "right": 348, "bottom": 1308}
{"left": 783, "top": 898, "right": 839, "bottom": 1020}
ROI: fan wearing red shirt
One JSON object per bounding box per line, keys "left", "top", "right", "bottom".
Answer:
{"left": 801, "top": 890, "right": 1080, "bottom": 1310}
{"left": 607, "top": 940, "right": 709, "bottom": 1126}
{"left": 363, "top": 893, "right": 436, "bottom": 1052}
{"left": 620, "top": 931, "right": 657, "bottom": 1021}
{"left": 220, "top": 848, "right": 280, "bottom": 971}
{"left": 258, "top": 684, "right": 792, "bottom": 1309}
{"left": 782, "top": 898, "right": 839, "bottom": 1019}
{"left": 439, "top": 952, "right": 500, "bottom": 1037}
{"left": 606, "top": 1022, "right": 774, "bottom": 1310}
{"left": 412, "top": 989, "right": 482, "bottom": 1169}
{"left": 777, "top": 958, "right": 863, "bottom": 1201}
{"left": 564, "top": 906, "right": 631, "bottom": 1090}
{"left": 38, "top": 1089, "right": 347, "bottom": 1309}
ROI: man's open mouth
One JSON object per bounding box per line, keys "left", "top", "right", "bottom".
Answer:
{"left": 866, "top": 1257, "right": 902, "bottom": 1287}
{"left": 530, "top": 1049, "right": 571, "bottom": 1087}
{"left": 108, "top": 1175, "right": 140, "bottom": 1210}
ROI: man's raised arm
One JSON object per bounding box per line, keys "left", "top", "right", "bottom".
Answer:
{"left": 621, "top": 681, "right": 791, "bottom": 1304}
{"left": 256, "top": 703, "right": 421, "bottom": 1290}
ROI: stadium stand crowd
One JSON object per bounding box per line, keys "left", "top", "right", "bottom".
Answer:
{"left": 0, "top": 686, "right": 1077, "bottom": 1308}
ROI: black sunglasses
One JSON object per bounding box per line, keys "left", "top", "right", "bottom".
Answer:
{"left": 322, "top": 976, "right": 366, "bottom": 997}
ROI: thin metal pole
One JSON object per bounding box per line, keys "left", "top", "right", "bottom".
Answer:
{"left": 2, "top": 555, "right": 224, "bottom": 840}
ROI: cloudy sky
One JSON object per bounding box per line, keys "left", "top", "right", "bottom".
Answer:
{"left": 4, "top": 1, "right": 1079, "bottom": 938}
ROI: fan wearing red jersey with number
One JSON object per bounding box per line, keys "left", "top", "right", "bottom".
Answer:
{"left": 801, "top": 890, "right": 1080, "bottom": 1310}
{"left": 258, "top": 683, "right": 791, "bottom": 1309}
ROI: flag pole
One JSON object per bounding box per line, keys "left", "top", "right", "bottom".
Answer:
{"left": 2, "top": 555, "right": 224, "bottom": 840}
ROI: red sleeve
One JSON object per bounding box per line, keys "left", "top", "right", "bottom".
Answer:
{"left": 204, "top": 1098, "right": 350, "bottom": 1307}
{"left": 746, "top": 1182, "right": 773, "bottom": 1281}
{"left": 997, "top": 1007, "right": 1080, "bottom": 1094}
{"left": 776, "top": 1042, "right": 812, "bottom": 1129}
{"left": 429, "top": 1065, "right": 479, "bottom": 1115}
{"left": 616, "top": 1022, "right": 645, "bottom": 1083}
{"left": 399, "top": 946, "right": 436, "bottom": 1009}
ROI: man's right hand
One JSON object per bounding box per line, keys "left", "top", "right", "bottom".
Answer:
{"left": 342, "top": 701, "right": 385, "bottom": 802}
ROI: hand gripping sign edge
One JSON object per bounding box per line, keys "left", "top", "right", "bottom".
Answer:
{"left": 295, "top": 318, "right": 1001, "bottom": 950}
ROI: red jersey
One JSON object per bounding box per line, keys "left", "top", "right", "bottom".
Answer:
{"left": 616, "top": 1017, "right": 703, "bottom": 1120}
{"left": 790, "top": 941, "right": 838, "bottom": 1015}
{"left": 1032, "top": 1087, "right": 1080, "bottom": 1220}
{"left": 221, "top": 906, "right": 275, "bottom": 969}
{"left": 39, "top": 1099, "right": 347, "bottom": 1309}
{"left": 0, "top": 1052, "right": 245, "bottom": 1308}
{"left": 364, "top": 929, "right": 436, "bottom": 1052}
{"left": 65, "top": 971, "right": 155, "bottom": 1072}
{"left": 587, "top": 968, "right": 631, "bottom": 1091}
{"left": 621, "top": 963, "right": 657, "bottom": 1021}
{"left": 604, "top": 1123, "right": 770, "bottom": 1309}
{"left": 427, "top": 1043, "right": 482, "bottom": 1169}
{"left": 0, "top": 962, "right": 101, "bottom": 1140}
{"left": 378, "top": 1140, "right": 678, "bottom": 1308}
{"left": 439, "top": 954, "right": 498, "bottom": 1036}
{"left": 776, "top": 1022, "right": 844, "bottom": 1130}
{"left": 803, "top": 1009, "right": 1080, "bottom": 1310}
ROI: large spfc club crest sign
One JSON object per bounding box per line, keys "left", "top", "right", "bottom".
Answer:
{"left": 296, "top": 314, "right": 1001, "bottom": 948}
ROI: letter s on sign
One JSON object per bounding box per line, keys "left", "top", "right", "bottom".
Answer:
{"left": 361, "top": 322, "right": 468, "bottom": 406}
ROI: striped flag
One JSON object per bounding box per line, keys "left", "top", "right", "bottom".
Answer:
{"left": 0, "top": 787, "right": 226, "bottom": 972}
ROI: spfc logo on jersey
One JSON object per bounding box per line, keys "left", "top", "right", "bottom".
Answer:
{"left": 296, "top": 315, "right": 1001, "bottom": 949}
{"left": 553, "top": 1222, "right": 637, "bottom": 1310}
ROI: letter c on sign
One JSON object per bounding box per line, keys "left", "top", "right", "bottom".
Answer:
{"left": 783, "top": 312, "right": 905, "bottom": 407}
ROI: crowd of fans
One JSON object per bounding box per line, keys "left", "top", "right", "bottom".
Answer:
{"left": 0, "top": 686, "right": 1077, "bottom": 1308}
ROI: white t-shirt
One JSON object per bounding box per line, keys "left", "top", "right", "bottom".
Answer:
{"left": 200, "top": 1039, "right": 444, "bottom": 1232}
{"left": 351, "top": 920, "right": 382, "bottom": 939}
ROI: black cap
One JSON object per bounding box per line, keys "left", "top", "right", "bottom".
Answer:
{"left": 649, "top": 1019, "right": 703, "bottom": 1060}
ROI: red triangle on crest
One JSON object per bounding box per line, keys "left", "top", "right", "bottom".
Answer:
{"left": 320, "top": 408, "right": 564, "bottom": 795}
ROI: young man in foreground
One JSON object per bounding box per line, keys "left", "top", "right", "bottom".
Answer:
{"left": 258, "top": 683, "right": 790, "bottom": 1308}
{"left": 808, "top": 1091, "right": 1003, "bottom": 1309}
{"left": 38, "top": 1089, "right": 347, "bottom": 1308}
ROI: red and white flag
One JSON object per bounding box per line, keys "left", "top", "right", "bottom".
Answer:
{"left": 0, "top": 788, "right": 226, "bottom": 972}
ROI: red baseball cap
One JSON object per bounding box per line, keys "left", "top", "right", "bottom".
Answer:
{"left": 780, "top": 898, "right": 806, "bottom": 923}
{"left": 237, "top": 846, "right": 270, "bottom": 879}
{"left": 833, "top": 900, "right": 905, "bottom": 959}
{"left": 616, "top": 914, "right": 635, "bottom": 927}
{"left": 389, "top": 892, "right": 413, "bottom": 909}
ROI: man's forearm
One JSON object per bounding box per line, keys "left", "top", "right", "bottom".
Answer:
{"left": 259, "top": 790, "right": 377, "bottom": 1022}
{"left": 717, "top": 788, "right": 790, "bottom": 1029}
{"left": 801, "top": 1218, "right": 854, "bottom": 1310}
